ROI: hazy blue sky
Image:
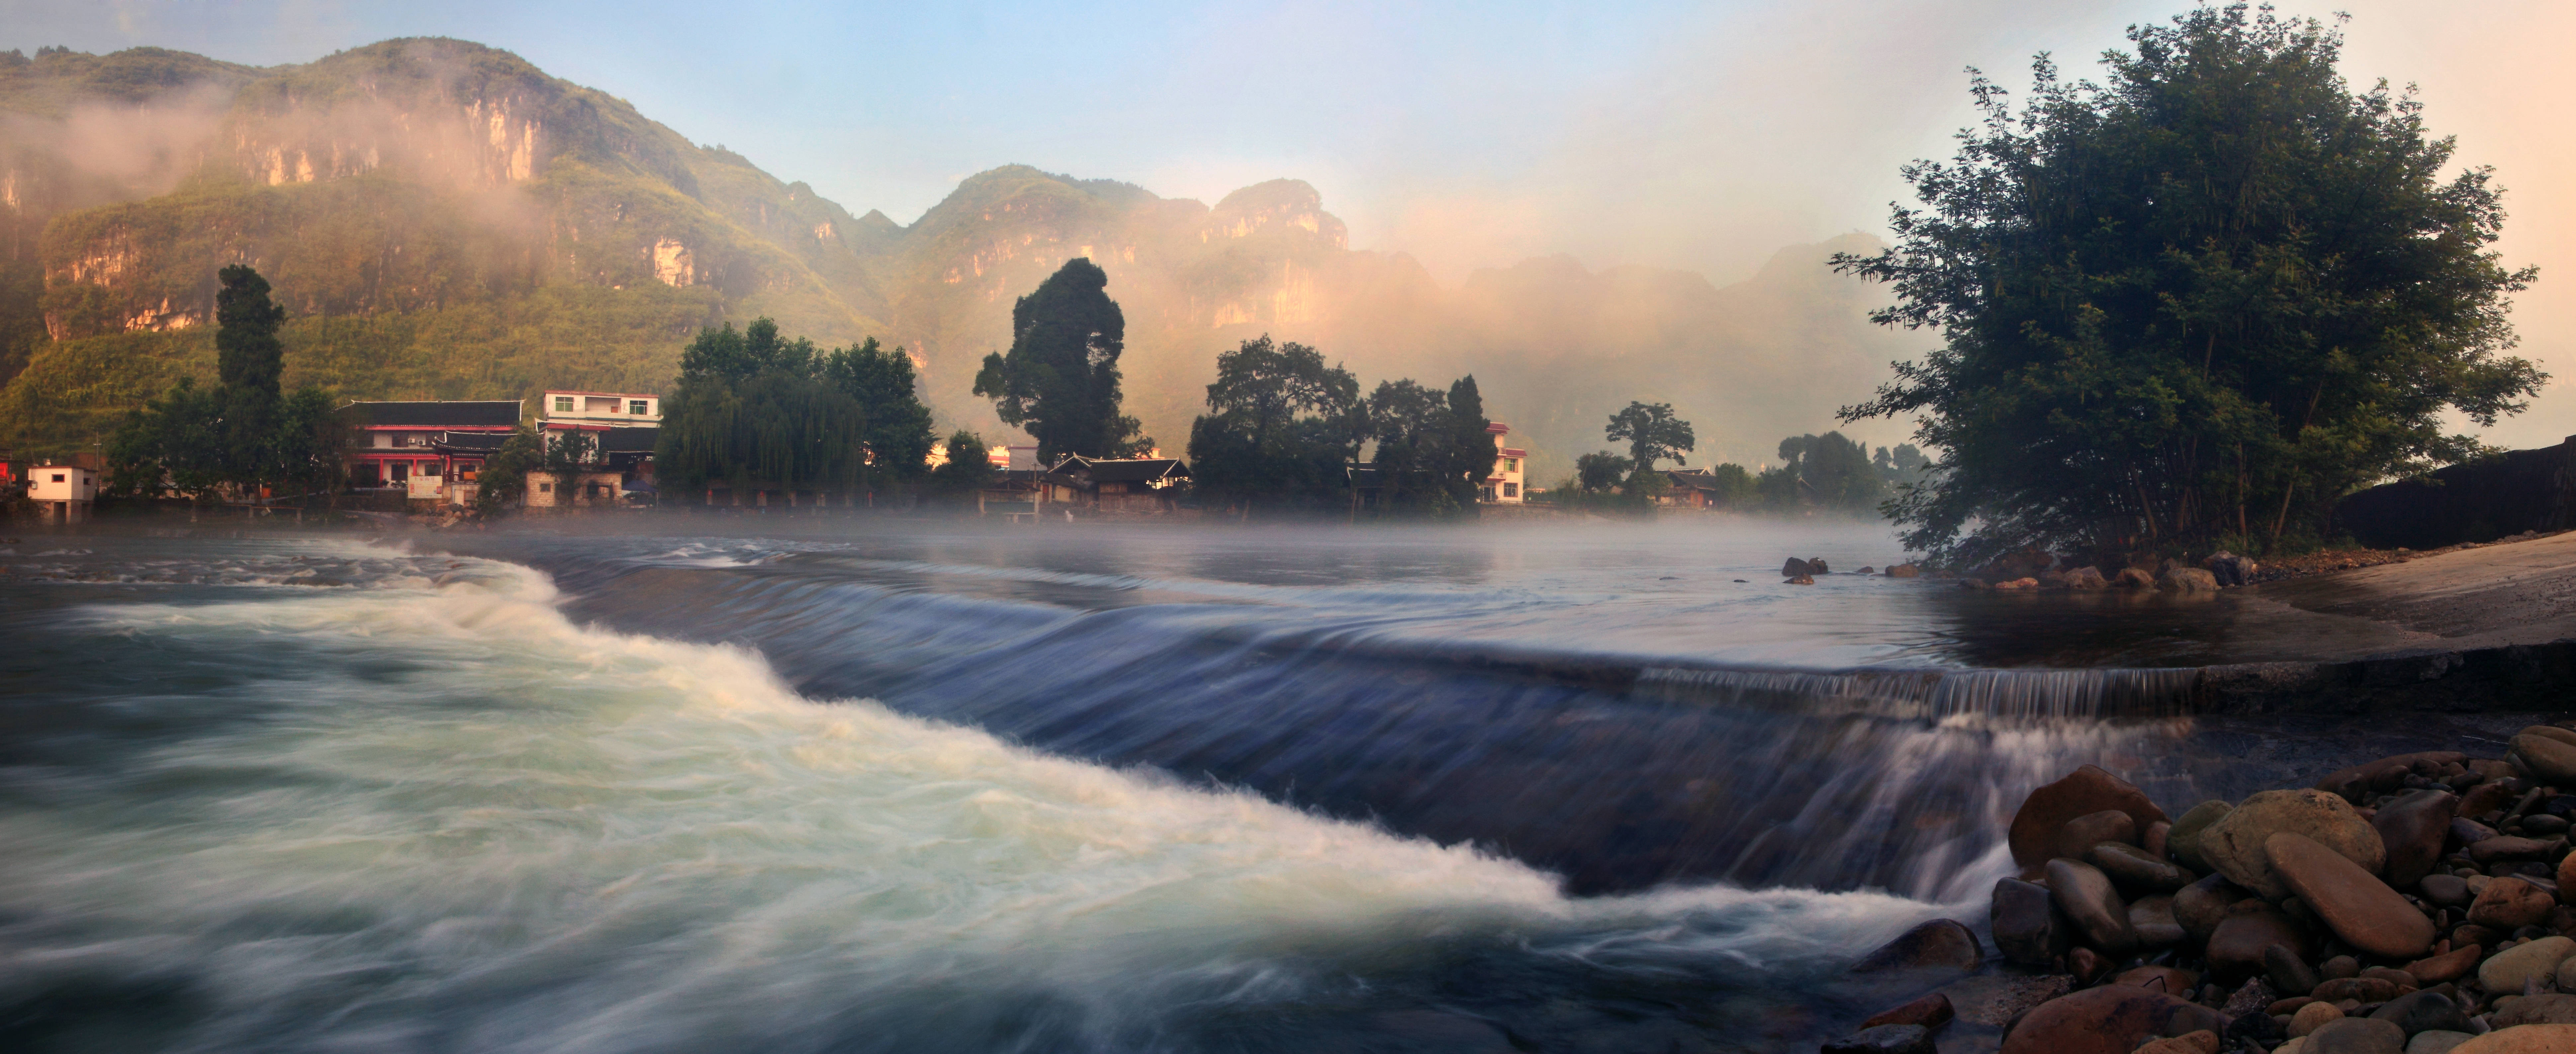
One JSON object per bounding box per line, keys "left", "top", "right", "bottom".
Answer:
{"left": 8, "top": 1, "right": 2573, "bottom": 443}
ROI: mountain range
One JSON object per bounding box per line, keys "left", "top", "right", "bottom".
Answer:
{"left": 0, "top": 37, "right": 1917, "bottom": 476}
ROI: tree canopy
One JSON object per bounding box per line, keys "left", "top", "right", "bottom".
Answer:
{"left": 1834, "top": 6, "right": 2543, "bottom": 562}
{"left": 108, "top": 266, "right": 344, "bottom": 501}
{"left": 973, "top": 258, "right": 1151, "bottom": 462}
{"left": 1185, "top": 335, "right": 1365, "bottom": 512}
{"left": 1606, "top": 402, "right": 1695, "bottom": 474}
{"left": 654, "top": 319, "right": 936, "bottom": 500}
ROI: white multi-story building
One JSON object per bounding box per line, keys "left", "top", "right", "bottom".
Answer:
{"left": 1480, "top": 422, "right": 1527, "bottom": 503}
{"left": 540, "top": 390, "right": 661, "bottom": 426}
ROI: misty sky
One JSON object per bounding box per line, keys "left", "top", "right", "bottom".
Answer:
{"left": 8, "top": 0, "right": 2572, "bottom": 446}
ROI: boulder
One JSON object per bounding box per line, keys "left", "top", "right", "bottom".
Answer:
{"left": 2467, "top": 876, "right": 2557, "bottom": 930}
{"left": 1851, "top": 918, "right": 1981, "bottom": 974}
{"left": 2266, "top": 831, "right": 2437, "bottom": 958}
{"left": 1886, "top": 563, "right": 1920, "bottom": 578}
{"left": 2492, "top": 994, "right": 2576, "bottom": 1027}
{"left": 1783, "top": 557, "right": 1815, "bottom": 577}
{"left": 1861, "top": 991, "right": 1955, "bottom": 1030}
{"left": 2207, "top": 909, "right": 2312, "bottom": 985}
{"left": 2045, "top": 858, "right": 2137, "bottom": 953}
{"left": 2511, "top": 729, "right": 2576, "bottom": 786}
{"left": 2129, "top": 895, "right": 2185, "bottom": 947}
{"left": 1820, "top": 1024, "right": 1934, "bottom": 1054}
{"left": 2060, "top": 809, "right": 2141, "bottom": 859}
{"left": 2009, "top": 766, "right": 2169, "bottom": 870}
{"left": 2205, "top": 551, "right": 2259, "bottom": 587}
{"left": 2091, "top": 841, "right": 2195, "bottom": 891}
{"left": 2449, "top": 1025, "right": 2576, "bottom": 1054}
{"left": 1991, "top": 877, "right": 2070, "bottom": 966}
{"left": 2371, "top": 990, "right": 2473, "bottom": 1036}
{"left": 2063, "top": 566, "right": 2109, "bottom": 590}
{"left": 1809, "top": 558, "right": 1830, "bottom": 574}
{"left": 2168, "top": 801, "right": 2234, "bottom": 872}
{"left": 1939, "top": 974, "right": 2072, "bottom": 1027}
{"left": 2402, "top": 943, "right": 2481, "bottom": 985}
{"left": 1994, "top": 577, "right": 2039, "bottom": 590}
{"left": 2174, "top": 871, "right": 2249, "bottom": 944}
{"left": 2160, "top": 567, "right": 2221, "bottom": 592}
{"left": 1998, "top": 986, "right": 2214, "bottom": 1054}
{"left": 2300, "top": 1017, "right": 2406, "bottom": 1054}
{"left": 2476, "top": 934, "right": 2576, "bottom": 993}
{"left": 2375, "top": 789, "right": 2463, "bottom": 887}
{"left": 2201, "top": 789, "right": 2387, "bottom": 899}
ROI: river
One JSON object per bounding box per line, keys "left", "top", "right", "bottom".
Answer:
{"left": 0, "top": 520, "right": 2522, "bottom": 1052}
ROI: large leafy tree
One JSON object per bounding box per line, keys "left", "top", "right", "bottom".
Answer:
{"left": 1605, "top": 402, "right": 1695, "bottom": 475}
{"left": 108, "top": 265, "right": 342, "bottom": 501}
{"left": 214, "top": 263, "right": 287, "bottom": 484}
{"left": 1186, "top": 335, "right": 1365, "bottom": 512}
{"left": 1774, "top": 431, "right": 1886, "bottom": 515}
{"left": 973, "top": 258, "right": 1151, "bottom": 462}
{"left": 1835, "top": 6, "right": 2543, "bottom": 562}
{"left": 655, "top": 318, "right": 929, "bottom": 501}
{"left": 1359, "top": 374, "right": 1494, "bottom": 517}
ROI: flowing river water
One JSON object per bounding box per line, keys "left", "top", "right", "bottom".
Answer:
{"left": 0, "top": 521, "right": 2530, "bottom": 1052}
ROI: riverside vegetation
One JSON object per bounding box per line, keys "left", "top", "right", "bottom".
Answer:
{"left": 1823, "top": 736, "right": 2576, "bottom": 1054}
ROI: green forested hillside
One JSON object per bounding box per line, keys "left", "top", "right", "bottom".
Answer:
{"left": 0, "top": 39, "right": 1914, "bottom": 473}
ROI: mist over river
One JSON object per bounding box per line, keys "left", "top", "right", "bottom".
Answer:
{"left": 0, "top": 522, "right": 2527, "bottom": 1052}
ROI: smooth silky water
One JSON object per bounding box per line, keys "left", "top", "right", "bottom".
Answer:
{"left": 0, "top": 524, "right": 2523, "bottom": 1052}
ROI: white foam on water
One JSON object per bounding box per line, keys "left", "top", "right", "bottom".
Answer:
{"left": 2, "top": 544, "right": 1951, "bottom": 1051}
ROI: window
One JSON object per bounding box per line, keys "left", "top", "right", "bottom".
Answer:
{"left": 539, "top": 482, "right": 552, "bottom": 493}
{"left": 50, "top": 473, "right": 65, "bottom": 483}
{"left": 1504, "top": 483, "right": 1518, "bottom": 497}
{"left": 1505, "top": 458, "right": 1518, "bottom": 472}
{"left": 630, "top": 400, "right": 650, "bottom": 415}
{"left": 554, "top": 397, "right": 574, "bottom": 413}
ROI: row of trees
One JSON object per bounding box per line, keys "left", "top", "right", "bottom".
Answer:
{"left": 107, "top": 266, "right": 346, "bottom": 502}
{"left": 1183, "top": 336, "right": 1497, "bottom": 518}
{"left": 652, "top": 320, "right": 937, "bottom": 500}
{"left": 1557, "top": 398, "right": 1923, "bottom": 518}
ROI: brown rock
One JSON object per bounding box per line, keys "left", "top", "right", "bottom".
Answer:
{"left": 2492, "top": 993, "right": 2576, "bottom": 1026}
{"left": 1851, "top": 917, "right": 1982, "bottom": 974}
{"left": 2455, "top": 817, "right": 2502, "bottom": 845}
{"left": 2290, "top": 1000, "right": 2344, "bottom": 1037}
{"left": 2511, "top": 728, "right": 2576, "bottom": 785}
{"left": 2009, "top": 766, "right": 2169, "bottom": 870}
{"left": 2129, "top": 895, "right": 2185, "bottom": 947}
{"left": 2559, "top": 844, "right": 2576, "bottom": 899}
{"left": 2114, "top": 567, "right": 2157, "bottom": 589}
{"left": 1862, "top": 991, "right": 1955, "bottom": 1030}
{"left": 2207, "top": 909, "right": 2312, "bottom": 985}
{"left": 2375, "top": 788, "right": 2464, "bottom": 887}
{"left": 2461, "top": 781, "right": 2523, "bottom": 818}
{"left": 2468, "top": 876, "right": 2558, "bottom": 930}
{"left": 2299, "top": 1016, "right": 2405, "bottom": 1054}
{"left": 2404, "top": 943, "right": 2482, "bottom": 985}
{"left": 2045, "top": 858, "right": 2137, "bottom": 953}
{"left": 2310, "top": 977, "right": 2401, "bottom": 1004}
{"left": 2173, "top": 871, "right": 2249, "bottom": 944}
{"left": 2167, "top": 801, "right": 2232, "bottom": 872}
{"left": 2068, "top": 946, "right": 2112, "bottom": 985}
{"left": 2060, "top": 809, "right": 2140, "bottom": 860}
{"left": 2266, "top": 831, "right": 2437, "bottom": 959}
{"left": 2134, "top": 1032, "right": 2219, "bottom": 1054}
{"left": 2450, "top": 1024, "right": 2576, "bottom": 1054}
{"left": 2115, "top": 965, "right": 2199, "bottom": 995}
{"left": 2316, "top": 752, "right": 2469, "bottom": 804}
{"left": 2089, "top": 841, "right": 2194, "bottom": 892}
{"left": 1997, "top": 985, "right": 2204, "bottom": 1054}
{"left": 2144, "top": 819, "right": 2172, "bottom": 860}
{"left": 1940, "top": 974, "right": 2072, "bottom": 1027}
{"left": 2201, "top": 789, "right": 2387, "bottom": 900}
{"left": 2470, "top": 835, "right": 2559, "bottom": 864}
{"left": 1990, "top": 877, "right": 2070, "bottom": 966}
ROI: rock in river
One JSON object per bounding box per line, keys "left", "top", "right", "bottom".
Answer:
{"left": 2370, "top": 990, "right": 2472, "bottom": 1036}
{"left": 2060, "top": 809, "right": 2140, "bottom": 859}
{"left": 2000, "top": 986, "right": 2215, "bottom": 1054}
{"left": 2509, "top": 726, "right": 2576, "bottom": 785}
{"left": 2091, "top": 841, "right": 2195, "bottom": 891}
{"left": 2201, "top": 789, "right": 2386, "bottom": 900}
{"left": 2478, "top": 935, "right": 2576, "bottom": 993}
{"left": 2207, "top": 908, "right": 2311, "bottom": 985}
{"left": 1850, "top": 918, "right": 1980, "bottom": 974}
{"left": 1990, "top": 877, "right": 2070, "bottom": 966}
{"left": 2173, "top": 871, "right": 2249, "bottom": 944}
{"left": 2167, "top": 800, "right": 2232, "bottom": 872}
{"left": 2265, "top": 831, "right": 2435, "bottom": 958}
{"left": 1820, "top": 1024, "right": 1934, "bottom": 1054}
{"left": 2467, "top": 876, "right": 2556, "bottom": 930}
{"left": 2375, "top": 788, "right": 2463, "bottom": 887}
{"left": 2009, "top": 765, "right": 2168, "bottom": 870}
{"left": 2045, "top": 857, "right": 2137, "bottom": 953}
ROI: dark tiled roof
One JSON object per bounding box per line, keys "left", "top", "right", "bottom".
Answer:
{"left": 598, "top": 427, "right": 660, "bottom": 453}
{"left": 432, "top": 431, "right": 512, "bottom": 452}
{"left": 1049, "top": 456, "right": 1191, "bottom": 484}
{"left": 344, "top": 400, "right": 522, "bottom": 428}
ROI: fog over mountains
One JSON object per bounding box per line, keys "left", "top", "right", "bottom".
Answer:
{"left": 0, "top": 38, "right": 1915, "bottom": 473}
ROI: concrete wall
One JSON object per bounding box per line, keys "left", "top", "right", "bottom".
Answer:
{"left": 2335, "top": 436, "right": 2576, "bottom": 550}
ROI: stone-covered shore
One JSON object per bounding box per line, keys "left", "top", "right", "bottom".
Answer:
{"left": 1820, "top": 726, "right": 2576, "bottom": 1054}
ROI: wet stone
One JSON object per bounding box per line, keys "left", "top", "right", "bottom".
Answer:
{"left": 1861, "top": 992, "right": 1953, "bottom": 1030}
{"left": 2371, "top": 990, "right": 2472, "bottom": 1036}
{"left": 1990, "top": 877, "right": 2069, "bottom": 966}
{"left": 2202, "top": 789, "right": 2387, "bottom": 900}
{"left": 2421, "top": 874, "right": 2471, "bottom": 908}
{"left": 2060, "top": 810, "right": 2140, "bottom": 860}
{"left": 2168, "top": 801, "right": 2232, "bottom": 872}
{"left": 2208, "top": 909, "right": 2312, "bottom": 985}
{"left": 2404, "top": 943, "right": 2481, "bottom": 986}
{"left": 2468, "top": 877, "right": 2556, "bottom": 930}
{"left": 2268, "top": 830, "right": 2437, "bottom": 959}
{"left": 2268, "top": 944, "right": 2323, "bottom": 997}
{"left": 2300, "top": 1016, "right": 2406, "bottom": 1054}
{"left": 2008, "top": 765, "right": 2168, "bottom": 870}
{"left": 2091, "top": 841, "right": 2195, "bottom": 892}
{"left": 1940, "top": 974, "right": 2071, "bottom": 1027}
{"left": 2045, "top": 857, "right": 2137, "bottom": 953}
{"left": 1850, "top": 917, "right": 1981, "bottom": 975}
{"left": 2476, "top": 934, "right": 2575, "bottom": 993}
{"left": 2130, "top": 895, "right": 2185, "bottom": 947}
{"left": 2377, "top": 789, "right": 2464, "bottom": 888}
{"left": 1821, "top": 1023, "right": 1934, "bottom": 1054}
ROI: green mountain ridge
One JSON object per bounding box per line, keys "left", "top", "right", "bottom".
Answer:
{"left": 0, "top": 38, "right": 1915, "bottom": 475}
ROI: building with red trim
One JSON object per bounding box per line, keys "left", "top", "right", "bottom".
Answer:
{"left": 341, "top": 400, "right": 523, "bottom": 487}
{"left": 1479, "top": 422, "right": 1527, "bottom": 504}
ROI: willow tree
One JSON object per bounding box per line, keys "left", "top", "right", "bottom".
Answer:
{"left": 654, "top": 319, "right": 925, "bottom": 501}
{"left": 1834, "top": 7, "right": 2542, "bottom": 562}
